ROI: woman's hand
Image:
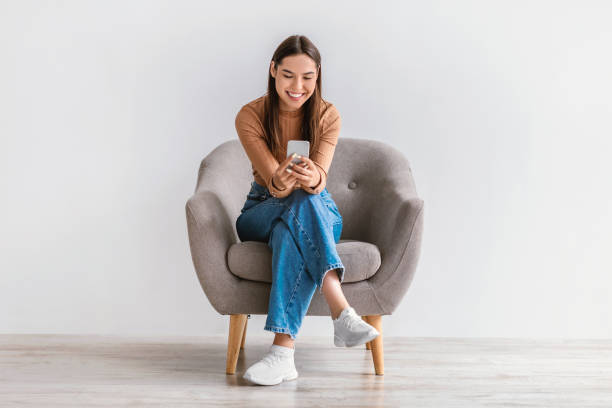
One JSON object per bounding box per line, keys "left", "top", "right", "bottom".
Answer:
{"left": 271, "top": 153, "right": 301, "bottom": 191}
{"left": 286, "top": 156, "right": 320, "bottom": 188}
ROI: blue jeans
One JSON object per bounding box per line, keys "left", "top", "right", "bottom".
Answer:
{"left": 235, "top": 181, "right": 345, "bottom": 340}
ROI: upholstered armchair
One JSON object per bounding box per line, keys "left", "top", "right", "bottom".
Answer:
{"left": 185, "top": 137, "right": 424, "bottom": 376}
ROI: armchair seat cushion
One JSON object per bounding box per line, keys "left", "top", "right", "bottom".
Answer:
{"left": 227, "top": 239, "right": 381, "bottom": 284}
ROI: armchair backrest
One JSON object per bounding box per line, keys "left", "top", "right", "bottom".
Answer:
{"left": 195, "top": 137, "right": 418, "bottom": 242}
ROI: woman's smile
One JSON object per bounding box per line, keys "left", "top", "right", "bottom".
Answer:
{"left": 286, "top": 91, "right": 305, "bottom": 101}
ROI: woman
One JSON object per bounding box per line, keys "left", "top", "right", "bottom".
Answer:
{"left": 234, "top": 35, "right": 380, "bottom": 386}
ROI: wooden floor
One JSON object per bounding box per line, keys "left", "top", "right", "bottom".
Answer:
{"left": 1, "top": 334, "right": 611, "bottom": 407}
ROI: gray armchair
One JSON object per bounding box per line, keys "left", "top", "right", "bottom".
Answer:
{"left": 185, "top": 137, "right": 424, "bottom": 376}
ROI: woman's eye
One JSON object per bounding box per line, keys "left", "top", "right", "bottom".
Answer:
{"left": 283, "top": 75, "right": 313, "bottom": 80}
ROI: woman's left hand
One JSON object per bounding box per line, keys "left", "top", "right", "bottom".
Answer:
{"left": 287, "top": 156, "right": 320, "bottom": 189}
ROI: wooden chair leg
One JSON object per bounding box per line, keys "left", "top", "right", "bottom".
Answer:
{"left": 362, "top": 316, "right": 372, "bottom": 350}
{"left": 226, "top": 314, "right": 247, "bottom": 374}
{"left": 365, "top": 315, "right": 384, "bottom": 375}
{"left": 240, "top": 316, "right": 248, "bottom": 350}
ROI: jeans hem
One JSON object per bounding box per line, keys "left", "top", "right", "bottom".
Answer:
{"left": 264, "top": 325, "right": 296, "bottom": 340}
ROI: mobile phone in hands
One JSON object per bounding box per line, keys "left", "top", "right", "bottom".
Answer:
{"left": 287, "top": 140, "right": 310, "bottom": 164}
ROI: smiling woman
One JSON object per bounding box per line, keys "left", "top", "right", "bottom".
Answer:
{"left": 263, "top": 37, "right": 326, "bottom": 191}
{"left": 234, "top": 35, "right": 380, "bottom": 386}
{"left": 235, "top": 35, "right": 343, "bottom": 199}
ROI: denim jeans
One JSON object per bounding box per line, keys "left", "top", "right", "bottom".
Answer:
{"left": 235, "top": 181, "right": 345, "bottom": 340}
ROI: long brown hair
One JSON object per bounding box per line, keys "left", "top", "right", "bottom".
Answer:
{"left": 263, "top": 35, "right": 323, "bottom": 159}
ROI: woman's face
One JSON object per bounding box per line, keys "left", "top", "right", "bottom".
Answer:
{"left": 270, "top": 54, "right": 319, "bottom": 112}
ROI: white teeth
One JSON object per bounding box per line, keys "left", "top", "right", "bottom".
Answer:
{"left": 288, "top": 92, "right": 303, "bottom": 97}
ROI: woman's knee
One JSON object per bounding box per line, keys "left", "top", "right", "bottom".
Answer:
{"left": 283, "top": 190, "right": 325, "bottom": 209}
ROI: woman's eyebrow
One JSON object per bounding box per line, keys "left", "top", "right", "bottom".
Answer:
{"left": 281, "top": 69, "right": 315, "bottom": 75}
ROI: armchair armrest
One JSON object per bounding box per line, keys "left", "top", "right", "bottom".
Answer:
{"left": 365, "top": 171, "right": 425, "bottom": 314}
{"left": 185, "top": 189, "right": 240, "bottom": 314}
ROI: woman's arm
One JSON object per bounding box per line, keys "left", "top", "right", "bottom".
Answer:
{"left": 301, "top": 104, "right": 342, "bottom": 195}
{"left": 235, "top": 106, "right": 294, "bottom": 198}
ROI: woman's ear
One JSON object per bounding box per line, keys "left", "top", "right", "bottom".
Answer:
{"left": 270, "top": 61, "right": 275, "bottom": 78}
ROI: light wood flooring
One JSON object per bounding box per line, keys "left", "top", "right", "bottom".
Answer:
{"left": 1, "top": 334, "right": 611, "bottom": 407}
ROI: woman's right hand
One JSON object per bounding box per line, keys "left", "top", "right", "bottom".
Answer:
{"left": 272, "top": 153, "right": 303, "bottom": 190}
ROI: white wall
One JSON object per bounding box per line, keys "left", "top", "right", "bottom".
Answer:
{"left": 1, "top": 0, "right": 610, "bottom": 339}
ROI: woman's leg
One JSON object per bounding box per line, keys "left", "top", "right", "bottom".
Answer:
{"left": 321, "top": 268, "right": 350, "bottom": 319}
{"left": 265, "top": 218, "right": 314, "bottom": 340}
{"left": 264, "top": 189, "right": 345, "bottom": 339}
{"left": 237, "top": 185, "right": 345, "bottom": 340}
{"left": 237, "top": 191, "right": 315, "bottom": 341}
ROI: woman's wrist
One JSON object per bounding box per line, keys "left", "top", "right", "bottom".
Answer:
{"left": 271, "top": 174, "right": 286, "bottom": 191}
{"left": 309, "top": 169, "right": 321, "bottom": 188}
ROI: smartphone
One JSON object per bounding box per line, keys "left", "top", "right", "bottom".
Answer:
{"left": 287, "top": 140, "right": 310, "bottom": 164}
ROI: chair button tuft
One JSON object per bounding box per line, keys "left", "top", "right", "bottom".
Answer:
{"left": 348, "top": 181, "right": 357, "bottom": 189}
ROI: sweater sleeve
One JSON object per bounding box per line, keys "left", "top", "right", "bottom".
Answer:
{"left": 302, "top": 104, "right": 342, "bottom": 195}
{"left": 235, "top": 106, "right": 292, "bottom": 198}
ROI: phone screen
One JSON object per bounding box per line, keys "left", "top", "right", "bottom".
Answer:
{"left": 287, "top": 140, "right": 310, "bottom": 164}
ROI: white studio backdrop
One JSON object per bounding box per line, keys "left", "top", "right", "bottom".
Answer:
{"left": 1, "top": 0, "right": 610, "bottom": 339}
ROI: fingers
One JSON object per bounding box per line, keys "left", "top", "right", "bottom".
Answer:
{"left": 282, "top": 153, "right": 300, "bottom": 169}
{"left": 297, "top": 156, "right": 315, "bottom": 168}
{"left": 274, "top": 154, "right": 301, "bottom": 189}
{"left": 279, "top": 169, "right": 297, "bottom": 184}
{"left": 276, "top": 154, "right": 317, "bottom": 190}
{"left": 287, "top": 159, "right": 308, "bottom": 172}
{"left": 285, "top": 155, "right": 317, "bottom": 186}
{"left": 286, "top": 163, "right": 311, "bottom": 181}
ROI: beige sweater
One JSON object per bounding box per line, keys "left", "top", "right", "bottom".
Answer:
{"left": 234, "top": 95, "right": 342, "bottom": 198}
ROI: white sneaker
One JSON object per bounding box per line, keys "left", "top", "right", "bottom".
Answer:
{"left": 243, "top": 344, "right": 298, "bottom": 385}
{"left": 333, "top": 306, "right": 380, "bottom": 347}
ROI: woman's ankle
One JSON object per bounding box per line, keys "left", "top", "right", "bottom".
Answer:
{"left": 331, "top": 303, "right": 350, "bottom": 320}
{"left": 273, "top": 333, "right": 295, "bottom": 349}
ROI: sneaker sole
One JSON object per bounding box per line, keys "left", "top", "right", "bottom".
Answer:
{"left": 334, "top": 330, "right": 380, "bottom": 348}
{"left": 243, "top": 369, "right": 299, "bottom": 386}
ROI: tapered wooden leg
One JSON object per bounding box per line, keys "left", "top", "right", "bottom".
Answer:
{"left": 240, "top": 316, "right": 248, "bottom": 350}
{"left": 365, "top": 315, "right": 384, "bottom": 375}
{"left": 362, "top": 316, "right": 372, "bottom": 350}
{"left": 226, "top": 314, "right": 247, "bottom": 374}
